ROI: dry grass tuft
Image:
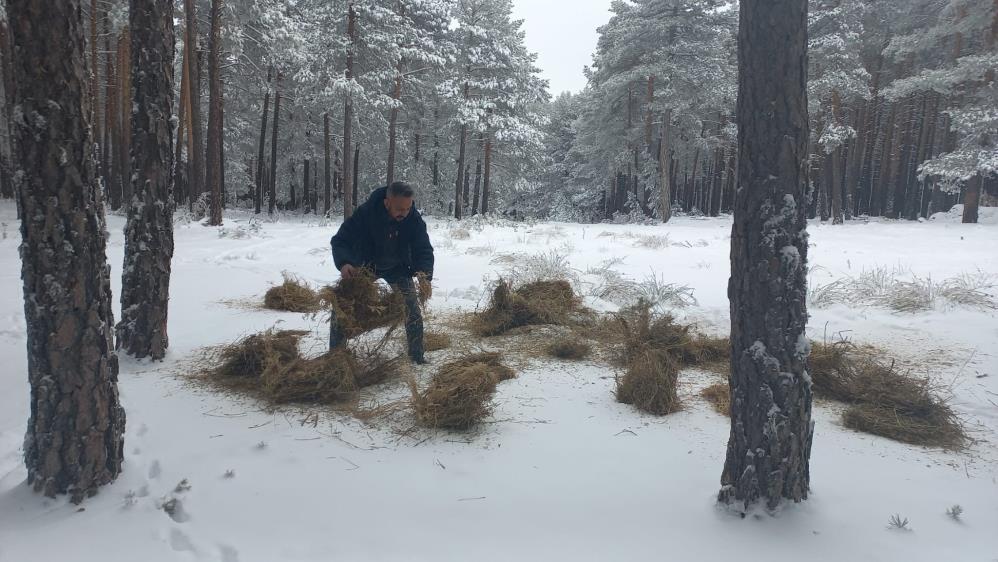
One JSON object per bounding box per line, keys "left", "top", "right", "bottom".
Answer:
{"left": 810, "top": 340, "right": 965, "bottom": 449}
{"left": 471, "top": 279, "right": 582, "bottom": 336}
{"left": 546, "top": 338, "right": 591, "bottom": 360}
{"left": 409, "top": 352, "right": 515, "bottom": 429}
{"left": 616, "top": 348, "right": 681, "bottom": 415}
{"left": 264, "top": 274, "right": 322, "bottom": 313}
{"left": 320, "top": 268, "right": 406, "bottom": 338}
{"left": 700, "top": 383, "right": 730, "bottom": 416}
{"left": 423, "top": 332, "right": 452, "bottom": 352}
{"left": 212, "top": 329, "right": 308, "bottom": 379}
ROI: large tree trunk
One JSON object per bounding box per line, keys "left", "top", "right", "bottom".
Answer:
{"left": 268, "top": 72, "right": 281, "bottom": 215}
{"left": 659, "top": 109, "right": 672, "bottom": 222}
{"left": 205, "top": 0, "right": 223, "bottom": 225}
{"left": 324, "top": 112, "right": 331, "bottom": 215}
{"left": 342, "top": 2, "right": 357, "bottom": 218}
{"left": 89, "top": 0, "right": 102, "bottom": 179}
{"left": 118, "top": 0, "right": 176, "bottom": 360}
{"left": 10, "top": 0, "right": 125, "bottom": 503}
{"left": 0, "top": 20, "right": 14, "bottom": 200}
{"left": 183, "top": 0, "right": 204, "bottom": 210}
{"left": 720, "top": 0, "right": 813, "bottom": 512}
{"left": 119, "top": 29, "right": 132, "bottom": 210}
{"left": 254, "top": 69, "right": 271, "bottom": 215}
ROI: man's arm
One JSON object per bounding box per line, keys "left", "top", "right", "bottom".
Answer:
{"left": 331, "top": 212, "right": 363, "bottom": 272}
{"left": 410, "top": 210, "right": 435, "bottom": 281}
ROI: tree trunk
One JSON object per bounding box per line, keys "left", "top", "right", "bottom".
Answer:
{"left": 386, "top": 61, "right": 403, "bottom": 186}
{"left": 889, "top": 98, "right": 914, "bottom": 218}
{"left": 89, "top": 0, "right": 102, "bottom": 178}
{"left": 183, "top": 0, "right": 203, "bottom": 209}
{"left": 174, "top": 36, "right": 190, "bottom": 208}
{"left": 481, "top": 132, "right": 492, "bottom": 214}
{"left": 106, "top": 41, "right": 121, "bottom": 210}
{"left": 659, "top": 110, "right": 672, "bottom": 222}
{"left": 324, "top": 112, "right": 331, "bottom": 215}
{"left": 10, "top": 0, "right": 125, "bottom": 503}
{"left": 454, "top": 83, "right": 469, "bottom": 219}
{"left": 205, "top": 0, "right": 223, "bottom": 225}
{"left": 342, "top": 1, "right": 357, "bottom": 218}
{"left": 432, "top": 106, "right": 439, "bottom": 186}
{"left": 962, "top": 173, "right": 982, "bottom": 223}
{"left": 303, "top": 158, "right": 311, "bottom": 214}
{"left": 268, "top": 72, "right": 281, "bottom": 215}
{"left": 352, "top": 142, "right": 360, "bottom": 205}
{"left": 720, "top": 0, "right": 813, "bottom": 513}
{"left": 118, "top": 0, "right": 175, "bottom": 360}
{"left": 472, "top": 148, "right": 482, "bottom": 215}
{"left": 0, "top": 20, "right": 15, "bottom": 200}
{"left": 117, "top": 30, "right": 133, "bottom": 210}
{"left": 254, "top": 68, "right": 271, "bottom": 215}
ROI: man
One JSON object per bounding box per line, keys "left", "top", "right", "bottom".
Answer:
{"left": 330, "top": 181, "right": 434, "bottom": 363}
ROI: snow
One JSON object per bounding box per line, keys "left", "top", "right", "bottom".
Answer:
{"left": 1, "top": 200, "right": 997, "bottom": 561}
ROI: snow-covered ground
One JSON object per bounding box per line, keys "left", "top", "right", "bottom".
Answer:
{"left": 1, "top": 200, "right": 996, "bottom": 562}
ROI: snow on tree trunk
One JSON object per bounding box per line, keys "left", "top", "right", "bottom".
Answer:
{"left": 719, "top": 0, "right": 814, "bottom": 513}
{"left": 10, "top": 0, "right": 126, "bottom": 503}
{"left": 117, "top": 0, "right": 176, "bottom": 361}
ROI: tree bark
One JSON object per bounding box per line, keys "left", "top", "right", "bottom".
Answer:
{"left": 0, "top": 20, "right": 15, "bottom": 200}
{"left": 303, "top": 158, "right": 311, "bottom": 214}
{"left": 10, "top": 0, "right": 125, "bottom": 503}
{"left": 268, "top": 72, "right": 281, "bottom": 215}
{"left": 174, "top": 36, "right": 190, "bottom": 208}
{"left": 254, "top": 69, "right": 271, "bottom": 215}
{"left": 205, "top": 0, "right": 223, "bottom": 225}
{"left": 962, "top": 172, "right": 982, "bottom": 223}
{"left": 454, "top": 83, "right": 469, "bottom": 219}
{"left": 720, "top": 0, "right": 813, "bottom": 513}
{"left": 118, "top": 0, "right": 176, "bottom": 360}
{"left": 342, "top": 1, "right": 357, "bottom": 218}
{"left": 659, "top": 109, "right": 672, "bottom": 222}
{"left": 386, "top": 62, "right": 403, "bottom": 186}
{"left": 481, "top": 132, "right": 492, "bottom": 214}
{"left": 352, "top": 142, "right": 360, "bottom": 205}
{"left": 324, "top": 112, "right": 331, "bottom": 215}
{"left": 89, "top": 0, "right": 102, "bottom": 177}
{"left": 472, "top": 145, "right": 482, "bottom": 215}
{"left": 183, "top": 0, "right": 204, "bottom": 209}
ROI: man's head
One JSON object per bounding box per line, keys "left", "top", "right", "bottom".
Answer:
{"left": 384, "top": 181, "right": 414, "bottom": 221}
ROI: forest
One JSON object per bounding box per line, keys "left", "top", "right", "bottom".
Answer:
{"left": 0, "top": 0, "right": 993, "bottom": 224}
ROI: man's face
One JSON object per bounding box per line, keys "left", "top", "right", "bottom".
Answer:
{"left": 384, "top": 195, "right": 413, "bottom": 222}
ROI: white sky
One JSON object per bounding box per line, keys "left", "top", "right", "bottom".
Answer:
{"left": 511, "top": 0, "right": 614, "bottom": 96}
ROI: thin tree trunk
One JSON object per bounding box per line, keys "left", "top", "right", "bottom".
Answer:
{"left": 268, "top": 72, "right": 281, "bottom": 215}
{"left": 174, "top": 36, "right": 189, "bottom": 208}
{"left": 107, "top": 41, "right": 121, "bottom": 210}
{"left": 481, "top": 132, "right": 492, "bottom": 215}
{"left": 118, "top": 29, "right": 133, "bottom": 210}
{"left": 0, "top": 20, "right": 15, "bottom": 200}
{"left": 472, "top": 146, "right": 482, "bottom": 215}
{"left": 324, "top": 112, "right": 331, "bottom": 214}
{"left": 118, "top": 0, "right": 176, "bottom": 360}
{"left": 342, "top": 1, "right": 357, "bottom": 218}
{"left": 183, "top": 0, "right": 203, "bottom": 209}
{"left": 454, "top": 83, "right": 469, "bottom": 219}
{"left": 962, "top": 172, "right": 982, "bottom": 223}
{"left": 254, "top": 68, "right": 271, "bottom": 215}
{"left": 386, "top": 61, "right": 403, "bottom": 186}
{"left": 90, "top": 0, "right": 102, "bottom": 176}
{"left": 659, "top": 110, "right": 672, "bottom": 222}
{"left": 720, "top": 0, "right": 813, "bottom": 512}
{"left": 352, "top": 142, "right": 360, "bottom": 205}
{"left": 10, "top": 0, "right": 125, "bottom": 503}
{"left": 205, "top": 0, "right": 223, "bottom": 225}
{"left": 303, "top": 158, "right": 310, "bottom": 214}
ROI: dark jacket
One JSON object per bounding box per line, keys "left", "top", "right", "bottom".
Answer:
{"left": 330, "top": 186, "right": 434, "bottom": 280}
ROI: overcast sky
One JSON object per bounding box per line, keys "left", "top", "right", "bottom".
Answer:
{"left": 511, "top": 0, "right": 614, "bottom": 96}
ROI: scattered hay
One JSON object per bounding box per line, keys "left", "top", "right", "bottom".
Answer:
{"left": 617, "top": 304, "right": 728, "bottom": 368}
{"left": 546, "top": 338, "right": 591, "bottom": 360}
{"left": 616, "top": 349, "right": 681, "bottom": 416}
{"left": 212, "top": 329, "right": 308, "bottom": 378}
{"left": 321, "top": 268, "right": 406, "bottom": 338}
{"left": 809, "top": 340, "right": 965, "bottom": 449}
{"left": 410, "top": 352, "right": 515, "bottom": 429}
{"left": 700, "top": 383, "right": 730, "bottom": 416}
{"left": 264, "top": 274, "right": 322, "bottom": 313}
{"left": 471, "top": 279, "right": 581, "bottom": 336}
{"left": 424, "top": 332, "right": 452, "bottom": 352}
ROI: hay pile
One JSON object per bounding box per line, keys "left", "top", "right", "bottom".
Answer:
{"left": 410, "top": 352, "right": 515, "bottom": 429}
{"left": 700, "top": 383, "right": 730, "bottom": 416}
{"left": 472, "top": 279, "right": 581, "bottom": 336}
{"left": 616, "top": 349, "right": 681, "bottom": 415}
{"left": 320, "top": 268, "right": 406, "bottom": 338}
{"left": 264, "top": 274, "right": 322, "bottom": 313}
{"left": 546, "top": 338, "right": 591, "bottom": 360}
{"left": 809, "top": 341, "right": 964, "bottom": 448}
{"left": 206, "top": 329, "right": 400, "bottom": 405}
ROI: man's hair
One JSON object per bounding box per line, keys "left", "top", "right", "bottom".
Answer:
{"left": 387, "top": 181, "right": 414, "bottom": 198}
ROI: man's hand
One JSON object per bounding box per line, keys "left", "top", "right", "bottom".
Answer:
{"left": 416, "top": 272, "right": 432, "bottom": 302}
{"left": 340, "top": 264, "right": 358, "bottom": 280}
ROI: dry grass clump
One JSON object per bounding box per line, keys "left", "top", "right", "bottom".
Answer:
{"left": 205, "top": 328, "right": 400, "bottom": 405}
{"left": 424, "top": 332, "right": 452, "bottom": 352}
{"left": 700, "top": 383, "right": 730, "bottom": 416}
{"left": 264, "top": 274, "right": 322, "bottom": 313}
{"left": 471, "top": 279, "right": 582, "bottom": 336}
{"left": 616, "top": 349, "right": 681, "bottom": 415}
{"left": 809, "top": 340, "right": 965, "bottom": 449}
{"left": 409, "top": 352, "right": 515, "bottom": 429}
{"left": 809, "top": 267, "right": 996, "bottom": 312}
{"left": 546, "top": 338, "right": 591, "bottom": 360}
{"left": 320, "top": 268, "right": 406, "bottom": 338}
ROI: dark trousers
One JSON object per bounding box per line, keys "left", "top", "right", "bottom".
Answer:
{"left": 329, "top": 268, "right": 424, "bottom": 359}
